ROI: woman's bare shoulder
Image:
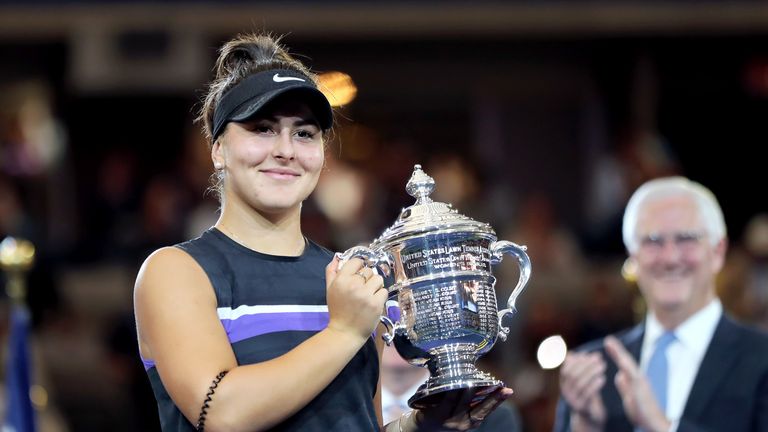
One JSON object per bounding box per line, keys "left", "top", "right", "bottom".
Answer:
{"left": 134, "top": 246, "right": 214, "bottom": 306}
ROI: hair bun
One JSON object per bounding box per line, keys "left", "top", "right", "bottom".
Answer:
{"left": 216, "top": 34, "right": 284, "bottom": 78}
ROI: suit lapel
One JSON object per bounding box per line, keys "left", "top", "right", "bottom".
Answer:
{"left": 681, "top": 315, "right": 741, "bottom": 419}
{"left": 621, "top": 323, "right": 644, "bottom": 361}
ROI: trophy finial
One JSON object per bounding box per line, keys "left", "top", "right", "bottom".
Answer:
{"left": 406, "top": 164, "right": 435, "bottom": 203}
{"left": 1, "top": 237, "right": 36, "bottom": 303}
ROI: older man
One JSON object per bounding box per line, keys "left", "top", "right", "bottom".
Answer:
{"left": 554, "top": 177, "right": 768, "bottom": 432}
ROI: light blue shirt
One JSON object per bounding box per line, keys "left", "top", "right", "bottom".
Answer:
{"left": 641, "top": 299, "right": 722, "bottom": 431}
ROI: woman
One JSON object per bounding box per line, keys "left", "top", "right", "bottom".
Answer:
{"left": 134, "top": 33, "right": 511, "bottom": 431}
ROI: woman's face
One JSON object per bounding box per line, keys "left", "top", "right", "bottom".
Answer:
{"left": 213, "top": 97, "right": 325, "bottom": 217}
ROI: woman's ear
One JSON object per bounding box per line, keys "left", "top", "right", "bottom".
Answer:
{"left": 211, "top": 138, "right": 224, "bottom": 170}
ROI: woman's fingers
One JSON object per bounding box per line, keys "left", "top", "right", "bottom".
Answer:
{"left": 325, "top": 255, "right": 340, "bottom": 283}
{"left": 326, "top": 257, "right": 387, "bottom": 338}
{"left": 367, "top": 275, "right": 386, "bottom": 294}
{"left": 467, "top": 387, "right": 513, "bottom": 421}
{"left": 417, "top": 387, "right": 513, "bottom": 431}
{"left": 337, "top": 257, "right": 366, "bottom": 278}
{"left": 356, "top": 266, "right": 374, "bottom": 281}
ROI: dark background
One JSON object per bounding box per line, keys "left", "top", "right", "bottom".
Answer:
{"left": 2, "top": 2, "right": 768, "bottom": 431}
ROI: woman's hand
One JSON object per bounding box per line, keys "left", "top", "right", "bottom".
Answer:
{"left": 404, "top": 386, "right": 514, "bottom": 431}
{"left": 325, "top": 256, "right": 388, "bottom": 341}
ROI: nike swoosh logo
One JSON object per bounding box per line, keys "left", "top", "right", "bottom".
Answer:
{"left": 273, "top": 74, "right": 306, "bottom": 83}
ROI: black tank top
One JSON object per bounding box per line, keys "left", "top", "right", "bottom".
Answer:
{"left": 143, "top": 228, "right": 380, "bottom": 431}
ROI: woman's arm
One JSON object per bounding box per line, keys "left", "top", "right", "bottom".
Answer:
{"left": 134, "top": 247, "right": 386, "bottom": 432}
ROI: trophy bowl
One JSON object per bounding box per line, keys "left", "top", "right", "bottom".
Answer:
{"left": 339, "top": 164, "right": 531, "bottom": 408}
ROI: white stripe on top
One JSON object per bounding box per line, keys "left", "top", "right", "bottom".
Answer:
{"left": 217, "top": 304, "right": 329, "bottom": 320}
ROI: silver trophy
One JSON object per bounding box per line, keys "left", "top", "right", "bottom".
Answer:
{"left": 338, "top": 164, "right": 531, "bottom": 408}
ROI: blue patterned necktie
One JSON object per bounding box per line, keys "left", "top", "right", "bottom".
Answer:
{"left": 647, "top": 331, "right": 676, "bottom": 412}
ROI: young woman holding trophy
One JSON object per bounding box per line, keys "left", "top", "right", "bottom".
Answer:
{"left": 133, "top": 33, "right": 511, "bottom": 431}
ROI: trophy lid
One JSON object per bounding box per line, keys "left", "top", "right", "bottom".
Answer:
{"left": 371, "top": 164, "right": 495, "bottom": 247}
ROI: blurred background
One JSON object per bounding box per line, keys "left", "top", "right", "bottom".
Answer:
{"left": 2, "top": 1, "right": 768, "bottom": 431}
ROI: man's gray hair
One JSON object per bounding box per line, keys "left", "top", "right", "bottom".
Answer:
{"left": 622, "top": 176, "right": 727, "bottom": 253}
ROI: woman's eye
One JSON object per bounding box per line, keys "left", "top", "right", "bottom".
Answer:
{"left": 295, "top": 129, "right": 318, "bottom": 139}
{"left": 254, "top": 125, "right": 274, "bottom": 134}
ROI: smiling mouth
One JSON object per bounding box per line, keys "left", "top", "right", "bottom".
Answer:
{"left": 260, "top": 169, "right": 300, "bottom": 180}
{"left": 654, "top": 269, "right": 690, "bottom": 281}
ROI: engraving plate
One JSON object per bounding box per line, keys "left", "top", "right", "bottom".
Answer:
{"left": 399, "top": 234, "right": 492, "bottom": 280}
{"left": 401, "top": 277, "right": 497, "bottom": 351}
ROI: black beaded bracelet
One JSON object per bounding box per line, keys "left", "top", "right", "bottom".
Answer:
{"left": 196, "top": 370, "right": 229, "bottom": 431}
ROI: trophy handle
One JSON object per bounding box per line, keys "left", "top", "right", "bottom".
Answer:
{"left": 336, "top": 246, "right": 393, "bottom": 277}
{"left": 490, "top": 240, "right": 532, "bottom": 341}
{"left": 379, "top": 299, "right": 404, "bottom": 346}
{"left": 336, "top": 246, "right": 398, "bottom": 344}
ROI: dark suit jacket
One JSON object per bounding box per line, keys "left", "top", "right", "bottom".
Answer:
{"left": 553, "top": 314, "right": 768, "bottom": 432}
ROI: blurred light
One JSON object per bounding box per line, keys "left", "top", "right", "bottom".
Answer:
{"left": 744, "top": 59, "right": 768, "bottom": 97}
{"left": 744, "top": 213, "right": 768, "bottom": 256}
{"left": 314, "top": 164, "right": 365, "bottom": 223}
{"left": 510, "top": 365, "right": 546, "bottom": 404}
{"left": 537, "top": 335, "right": 567, "bottom": 369}
{"left": 318, "top": 71, "right": 357, "bottom": 107}
{"left": 621, "top": 258, "right": 637, "bottom": 283}
{"left": 30, "top": 384, "right": 48, "bottom": 408}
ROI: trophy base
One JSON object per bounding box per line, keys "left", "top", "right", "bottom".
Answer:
{"left": 407, "top": 343, "right": 504, "bottom": 409}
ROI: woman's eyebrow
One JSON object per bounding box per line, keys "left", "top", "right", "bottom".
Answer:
{"left": 294, "top": 118, "right": 320, "bottom": 127}
{"left": 253, "top": 116, "right": 318, "bottom": 127}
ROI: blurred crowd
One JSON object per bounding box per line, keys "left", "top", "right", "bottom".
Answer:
{"left": 1, "top": 76, "right": 767, "bottom": 432}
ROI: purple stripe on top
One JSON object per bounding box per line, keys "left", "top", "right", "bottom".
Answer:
{"left": 138, "top": 311, "right": 331, "bottom": 369}
{"left": 222, "top": 311, "right": 330, "bottom": 344}
{"left": 141, "top": 356, "right": 156, "bottom": 371}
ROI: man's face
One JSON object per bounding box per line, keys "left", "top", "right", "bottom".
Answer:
{"left": 631, "top": 195, "right": 726, "bottom": 319}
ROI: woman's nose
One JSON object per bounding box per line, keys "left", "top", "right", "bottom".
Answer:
{"left": 272, "top": 131, "right": 295, "bottom": 159}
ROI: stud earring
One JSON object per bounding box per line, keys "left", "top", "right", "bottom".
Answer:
{"left": 214, "top": 162, "right": 223, "bottom": 170}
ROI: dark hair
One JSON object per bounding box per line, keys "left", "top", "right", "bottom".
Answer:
{"left": 197, "top": 33, "right": 318, "bottom": 146}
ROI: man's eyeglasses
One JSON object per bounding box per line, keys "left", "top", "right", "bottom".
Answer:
{"left": 638, "top": 231, "right": 706, "bottom": 252}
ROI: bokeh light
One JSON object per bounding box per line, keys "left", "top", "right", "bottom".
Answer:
{"left": 537, "top": 335, "right": 567, "bottom": 369}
